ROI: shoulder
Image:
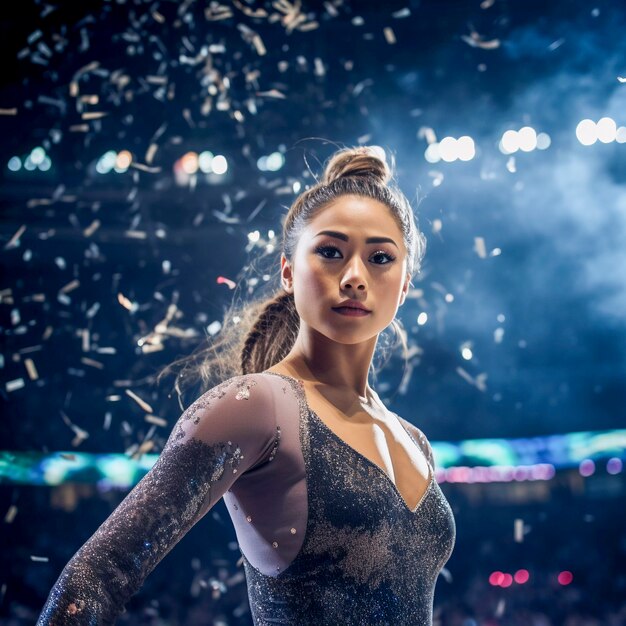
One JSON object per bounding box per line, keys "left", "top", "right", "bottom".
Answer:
{"left": 176, "top": 373, "right": 278, "bottom": 440}
{"left": 395, "top": 414, "right": 436, "bottom": 471}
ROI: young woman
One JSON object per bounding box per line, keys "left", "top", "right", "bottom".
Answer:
{"left": 38, "top": 146, "right": 456, "bottom": 625}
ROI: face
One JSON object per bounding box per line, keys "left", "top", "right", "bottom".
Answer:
{"left": 281, "top": 194, "right": 411, "bottom": 345}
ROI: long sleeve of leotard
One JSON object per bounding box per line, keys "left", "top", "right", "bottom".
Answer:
{"left": 37, "top": 373, "right": 279, "bottom": 625}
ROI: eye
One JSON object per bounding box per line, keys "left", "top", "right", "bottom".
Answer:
{"left": 314, "top": 245, "right": 396, "bottom": 265}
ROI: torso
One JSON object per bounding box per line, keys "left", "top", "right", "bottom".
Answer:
{"left": 264, "top": 365, "right": 432, "bottom": 511}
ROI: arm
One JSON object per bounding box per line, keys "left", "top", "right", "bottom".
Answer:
{"left": 38, "top": 373, "right": 278, "bottom": 625}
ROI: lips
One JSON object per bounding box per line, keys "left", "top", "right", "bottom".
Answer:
{"left": 332, "top": 300, "right": 371, "bottom": 312}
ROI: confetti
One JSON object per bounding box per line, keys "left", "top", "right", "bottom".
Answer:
{"left": 4, "top": 225, "right": 26, "bottom": 250}
{"left": 145, "top": 415, "right": 168, "bottom": 427}
{"left": 456, "top": 367, "right": 488, "bottom": 392}
{"left": 256, "top": 89, "right": 287, "bottom": 99}
{"left": 461, "top": 29, "right": 501, "bottom": 49}
{"left": 125, "top": 389, "right": 154, "bottom": 414}
{"left": 24, "top": 358, "right": 39, "bottom": 380}
{"left": 473, "top": 237, "right": 487, "bottom": 259}
{"left": 384, "top": 27, "right": 397, "bottom": 44}
{"left": 217, "top": 276, "right": 237, "bottom": 289}
{"left": 59, "top": 280, "right": 80, "bottom": 294}
{"left": 6, "top": 379, "right": 25, "bottom": 392}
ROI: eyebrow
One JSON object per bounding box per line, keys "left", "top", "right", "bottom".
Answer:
{"left": 314, "top": 230, "right": 399, "bottom": 249}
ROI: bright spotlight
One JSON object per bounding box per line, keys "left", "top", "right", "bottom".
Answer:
{"left": 96, "top": 150, "right": 117, "bottom": 174}
{"left": 456, "top": 136, "right": 475, "bottom": 161}
{"left": 439, "top": 136, "right": 458, "bottom": 162}
{"left": 424, "top": 143, "right": 441, "bottom": 163}
{"left": 501, "top": 130, "right": 519, "bottom": 154}
{"left": 616, "top": 127, "right": 626, "bottom": 144}
{"left": 212, "top": 155, "right": 228, "bottom": 175}
{"left": 576, "top": 119, "right": 598, "bottom": 146}
{"left": 518, "top": 126, "right": 537, "bottom": 152}
{"left": 24, "top": 155, "right": 36, "bottom": 171}
{"left": 115, "top": 150, "right": 132, "bottom": 172}
{"left": 536, "top": 132, "right": 551, "bottom": 150}
{"left": 596, "top": 117, "right": 617, "bottom": 143}
{"left": 38, "top": 156, "right": 52, "bottom": 171}
{"left": 30, "top": 147, "right": 46, "bottom": 165}
{"left": 7, "top": 156, "right": 21, "bottom": 172}
{"left": 266, "top": 151, "right": 285, "bottom": 171}
{"left": 181, "top": 151, "right": 199, "bottom": 175}
{"left": 198, "top": 151, "right": 214, "bottom": 173}
{"left": 257, "top": 156, "right": 268, "bottom": 171}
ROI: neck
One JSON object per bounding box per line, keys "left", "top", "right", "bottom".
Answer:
{"left": 281, "top": 325, "right": 378, "bottom": 400}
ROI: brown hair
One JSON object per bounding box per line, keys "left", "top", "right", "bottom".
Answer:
{"left": 157, "top": 145, "right": 426, "bottom": 405}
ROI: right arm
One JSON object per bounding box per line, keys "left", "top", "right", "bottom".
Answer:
{"left": 37, "top": 373, "right": 278, "bottom": 625}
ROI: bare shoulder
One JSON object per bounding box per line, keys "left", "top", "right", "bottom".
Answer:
{"left": 394, "top": 414, "right": 436, "bottom": 471}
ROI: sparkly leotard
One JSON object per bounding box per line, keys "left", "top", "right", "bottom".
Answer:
{"left": 38, "top": 371, "right": 456, "bottom": 625}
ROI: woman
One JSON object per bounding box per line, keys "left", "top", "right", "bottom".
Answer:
{"left": 38, "top": 146, "right": 456, "bottom": 625}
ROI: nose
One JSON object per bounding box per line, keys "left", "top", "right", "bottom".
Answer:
{"left": 340, "top": 257, "right": 367, "bottom": 292}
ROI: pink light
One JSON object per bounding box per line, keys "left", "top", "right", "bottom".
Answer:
{"left": 579, "top": 459, "right": 595, "bottom": 477}
{"left": 500, "top": 573, "right": 513, "bottom": 588}
{"left": 558, "top": 571, "right": 574, "bottom": 585}
{"left": 489, "top": 571, "right": 504, "bottom": 586}
{"left": 514, "top": 569, "right": 530, "bottom": 584}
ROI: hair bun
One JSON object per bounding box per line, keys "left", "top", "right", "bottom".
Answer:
{"left": 321, "top": 145, "right": 392, "bottom": 186}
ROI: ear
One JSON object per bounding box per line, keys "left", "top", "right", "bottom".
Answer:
{"left": 398, "top": 273, "right": 410, "bottom": 307}
{"left": 281, "top": 254, "right": 294, "bottom": 294}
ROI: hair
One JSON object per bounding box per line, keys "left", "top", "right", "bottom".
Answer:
{"left": 156, "top": 145, "right": 427, "bottom": 405}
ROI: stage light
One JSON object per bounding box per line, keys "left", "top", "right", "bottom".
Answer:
{"left": 616, "top": 127, "right": 626, "bottom": 143}
{"left": 456, "top": 136, "right": 475, "bottom": 161}
{"left": 596, "top": 117, "right": 617, "bottom": 143}
{"left": 489, "top": 571, "right": 504, "bottom": 586}
{"left": 266, "top": 151, "right": 285, "bottom": 171}
{"left": 500, "top": 573, "right": 513, "bottom": 588}
{"left": 199, "top": 151, "right": 214, "bottom": 173}
{"left": 38, "top": 156, "right": 52, "bottom": 171}
{"left": 514, "top": 569, "right": 530, "bottom": 584}
{"left": 417, "top": 312, "right": 428, "bottom": 325}
{"left": 579, "top": 458, "right": 595, "bottom": 476}
{"left": 500, "top": 129, "right": 519, "bottom": 154}
{"left": 293, "top": 181, "right": 302, "bottom": 193}
{"left": 558, "top": 571, "right": 573, "bottom": 585}
{"left": 461, "top": 347, "right": 473, "bottom": 360}
{"left": 257, "top": 156, "right": 268, "bottom": 171}
{"left": 181, "top": 151, "right": 199, "bottom": 174}
{"left": 96, "top": 150, "right": 117, "bottom": 174}
{"left": 24, "top": 155, "right": 36, "bottom": 171}
{"left": 518, "top": 126, "right": 537, "bottom": 152}
{"left": 30, "top": 146, "right": 46, "bottom": 165}
{"left": 439, "top": 136, "right": 458, "bottom": 162}
{"left": 7, "top": 156, "right": 21, "bottom": 171}
{"left": 424, "top": 143, "right": 441, "bottom": 163}
{"left": 576, "top": 119, "right": 598, "bottom": 145}
{"left": 536, "top": 132, "right": 551, "bottom": 150}
{"left": 115, "top": 150, "right": 132, "bottom": 173}
{"left": 606, "top": 457, "right": 622, "bottom": 474}
{"left": 212, "top": 155, "right": 228, "bottom": 175}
